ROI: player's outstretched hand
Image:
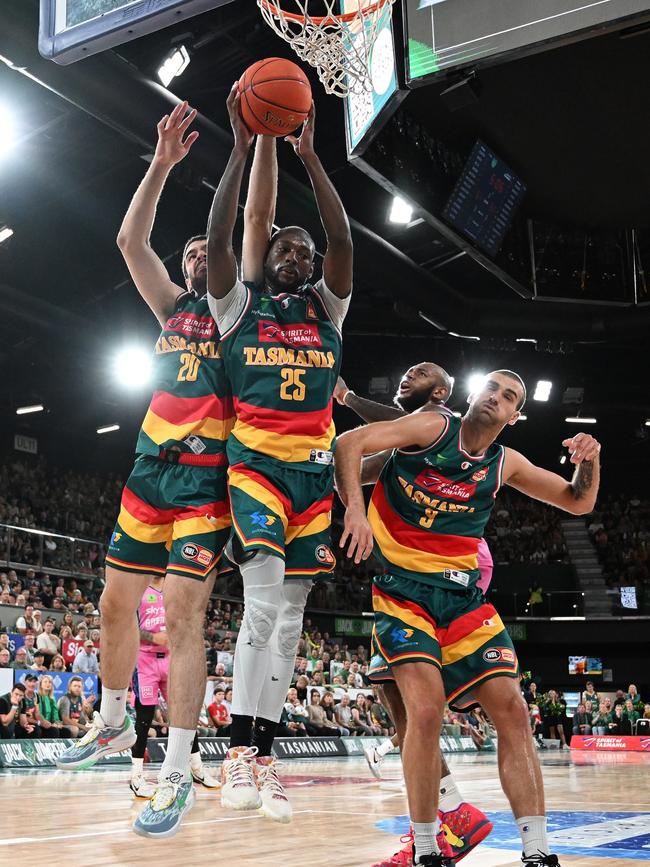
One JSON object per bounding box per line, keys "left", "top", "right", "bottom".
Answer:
{"left": 154, "top": 100, "right": 199, "bottom": 167}
{"left": 227, "top": 82, "right": 254, "bottom": 153}
{"left": 562, "top": 432, "right": 601, "bottom": 465}
{"left": 340, "top": 505, "right": 374, "bottom": 565}
{"left": 284, "top": 102, "right": 315, "bottom": 159}
{"left": 333, "top": 376, "right": 349, "bottom": 406}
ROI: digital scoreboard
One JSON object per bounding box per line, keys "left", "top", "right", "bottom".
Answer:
{"left": 404, "top": 0, "right": 650, "bottom": 84}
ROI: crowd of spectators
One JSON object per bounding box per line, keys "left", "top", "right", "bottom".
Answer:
{"left": 588, "top": 494, "right": 650, "bottom": 591}
{"left": 521, "top": 675, "right": 650, "bottom": 747}
{"left": 485, "top": 490, "right": 569, "bottom": 567}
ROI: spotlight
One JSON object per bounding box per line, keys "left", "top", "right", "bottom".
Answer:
{"left": 157, "top": 45, "right": 190, "bottom": 88}
{"left": 565, "top": 416, "right": 597, "bottom": 424}
{"left": 389, "top": 196, "right": 413, "bottom": 224}
{"left": 467, "top": 372, "right": 487, "bottom": 395}
{"left": 97, "top": 424, "right": 120, "bottom": 435}
{"left": 16, "top": 404, "right": 44, "bottom": 415}
{"left": 114, "top": 347, "right": 152, "bottom": 387}
{"left": 0, "top": 105, "right": 15, "bottom": 158}
{"left": 645, "top": 419, "right": 650, "bottom": 427}
{"left": 0, "top": 226, "right": 13, "bottom": 244}
{"left": 518, "top": 414, "right": 527, "bottom": 421}
{"left": 533, "top": 380, "right": 552, "bottom": 402}
{"left": 559, "top": 455, "right": 567, "bottom": 465}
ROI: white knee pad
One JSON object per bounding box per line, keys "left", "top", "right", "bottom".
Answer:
{"left": 239, "top": 551, "right": 286, "bottom": 650}
{"left": 276, "top": 580, "right": 312, "bottom": 659}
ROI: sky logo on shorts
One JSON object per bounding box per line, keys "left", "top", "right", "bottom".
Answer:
{"left": 251, "top": 511, "right": 276, "bottom": 528}
{"left": 391, "top": 627, "right": 414, "bottom": 644}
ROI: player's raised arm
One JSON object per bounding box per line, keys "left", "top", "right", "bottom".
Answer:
{"left": 503, "top": 432, "right": 601, "bottom": 515}
{"left": 285, "top": 103, "right": 352, "bottom": 299}
{"left": 116, "top": 100, "right": 198, "bottom": 327}
{"left": 206, "top": 83, "right": 254, "bottom": 300}
{"left": 335, "top": 413, "right": 446, "bottom": 563}
{"left": 242, "top": 136, "right": 277, "bottom": 285}
{"left": 334, "top": 376, "right": 405, "bottom": 422}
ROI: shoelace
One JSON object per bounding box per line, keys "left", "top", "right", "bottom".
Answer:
{"left": 257, "top": 761, "right": 287, "bottom": 800}
{"left": 226, "top": 746, "right": 258, "bottom": 788}
{"left": 380, "top": 831, "right": 414, "bottom": 866}
{"left": 150, "top": 780, "right": 180, "bottom": 812}
{"left": 76, "top": 712, "right": 105, "bottom": 746}
{"left": 523, "top": 854, "right": 558, "bottom": 866}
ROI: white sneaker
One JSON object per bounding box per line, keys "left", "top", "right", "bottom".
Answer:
{"left": 364, "top": 745, "right": 383, "bottom": 780}
{"left": 221, "top": 746, "right": 262, "bottom": 810}
{"left": 130, "top": 774, "right": 156, "bottom": 799}
{"left": 191, "top": 763, "right": 221, "bottom": 789}
{"left": 255, "top": 756, "right": 292, "bottom": 823}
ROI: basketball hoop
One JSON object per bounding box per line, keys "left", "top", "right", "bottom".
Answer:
{"left": 257, "top": 0, "right": 396, "bottom": 98}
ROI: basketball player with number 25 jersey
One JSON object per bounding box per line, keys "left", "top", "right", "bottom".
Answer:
{"left": 336, "top": 370, "right": 601, "bottom": 867}
{"left": 207, "top": 88, "right": 352, "bottom": 822}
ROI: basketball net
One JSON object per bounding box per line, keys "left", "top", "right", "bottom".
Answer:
{"left": 257, "top": 0, "right": 395, "bottom": 98}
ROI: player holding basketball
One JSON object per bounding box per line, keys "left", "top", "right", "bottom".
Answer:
{"left": 130, "top": 578, "right": 220, "bottom": 798}
{"left": 336, "top": 370, "right": 600, "bottom": 866}
{"left": 335, "top": 365, "right": 493, "bottom": 864}
{"left": 56, "top": 103, "right": 233, "bottom": 839}
{"left": 207, "top": 85, "right": 352, "bottom": 822}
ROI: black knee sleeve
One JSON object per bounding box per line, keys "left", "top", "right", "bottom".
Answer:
{"left": 132, "top": 701, "right": 156, "bottom": 759}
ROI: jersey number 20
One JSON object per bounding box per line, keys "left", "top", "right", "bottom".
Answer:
{"left": 279, "top": 368, "right": 306, "bottom": 401}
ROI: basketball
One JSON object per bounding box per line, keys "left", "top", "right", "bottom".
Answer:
{"left": 238, "top": 57, "right": 312, "bottom": 137}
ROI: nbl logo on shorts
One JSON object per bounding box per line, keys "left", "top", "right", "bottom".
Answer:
{"left": 483, "top": 647, "right": 516, "bottom": 664}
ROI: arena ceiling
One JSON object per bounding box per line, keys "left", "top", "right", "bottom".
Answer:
{"left": 0, "top": 0, "right": 648, "bottom": 470}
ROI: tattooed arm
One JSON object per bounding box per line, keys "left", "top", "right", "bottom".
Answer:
{"left": 503, "top": 433, "right": 601, "bottom": 515}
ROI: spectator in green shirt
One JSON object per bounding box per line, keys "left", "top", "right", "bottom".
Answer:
{"left": 623, "top": 699, "right": 640, "bottom": 727}
{"left": 627, "top": 684, "right": 643, "bottom": 712}
{"left": 592, "top": 700, "right": 612, "bottom": 735}
{"left": 37, "top": 674, "right": 66, "bottom": 737}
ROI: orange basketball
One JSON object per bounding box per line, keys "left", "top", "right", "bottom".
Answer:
{"left": 238, "top": 57, "right": 312, "bottom": 137}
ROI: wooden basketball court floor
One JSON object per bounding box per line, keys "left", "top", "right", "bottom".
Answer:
{"left": 1, "top": 751, "right": 649, "bottom": 865}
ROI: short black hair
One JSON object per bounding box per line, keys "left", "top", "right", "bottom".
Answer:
{"left": 181, "top": 234, "right": 206, "bottom": 279}
{"left": 265, "top": 226, "right": 315, "bottom": 260}
{"left": 69, "top": 676, "right": 83, "bottom": 686}
{"left": 493, "top": 369, "right": 527, "bottom": 409}
{"left": 12, "top": 683, "right": 26, "bottom": 694}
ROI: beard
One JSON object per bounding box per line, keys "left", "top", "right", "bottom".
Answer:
{"left": 393, "top": 388, "right": 430, "bottom": 413}
{"left": 188, "top": 271, "right": 207, "bottom": 294}
{"left": 264, "top": 263, "right": 304, "bottom": 294}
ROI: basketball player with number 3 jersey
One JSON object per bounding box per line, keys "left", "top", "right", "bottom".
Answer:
{"left": 206, "top": 86, "right": 352, "bottom": 822}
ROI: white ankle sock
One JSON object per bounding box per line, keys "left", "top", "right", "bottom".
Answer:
{"left": 412, "top": 820, "right": 440, "bottom": 861}
{"left": 99, "top": 687, "right": 127, "bottom": 727}
{"left": 159, "top": 727, "right": 195, "bottom": 783}
{"left": 439, "top": 773, "right": 462, "bottom": 812}
{"left": 377, "top": 738, "right": 394, "bottom": 757}
{"left": 131, "top": 757, "right": 144, "bottom": 779}
{"left": 517, "top": 815, "right": 549, "bottom": 858}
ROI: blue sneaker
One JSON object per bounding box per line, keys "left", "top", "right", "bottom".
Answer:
{"left": 55, "top": 712, "right": 135, "bottom": 770}
{"left": 133, "top": 774, "right": 196, "bottom": 839}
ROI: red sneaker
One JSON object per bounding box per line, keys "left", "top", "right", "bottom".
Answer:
{"left": 439, "top": 802, "right": 493, "bottom": 862}
{"left": 371, "top": 831, "right": 414, "bottom": 867}
{"left": 371, "top": 828, "right": 455, "bottom": 866}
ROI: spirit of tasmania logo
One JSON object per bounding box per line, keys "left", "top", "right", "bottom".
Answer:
{"left": 412, "top": 468, "right": 476, "bottom": 502}
{"left": 166, "top": 312, "right": 215, "bottom": 339}
{"left": 258, "top": 320, "right": 322, "bottom": 347}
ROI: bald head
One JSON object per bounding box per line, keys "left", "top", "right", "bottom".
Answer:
{"left": 395, "top": 362, "right": 453, "bottom": 412}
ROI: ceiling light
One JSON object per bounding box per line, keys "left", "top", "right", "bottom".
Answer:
{"left": 157, "top": 45, "right": 190, "bottom": 88}
{"left": 0, "top": 104, "right": 15, "bottom": 158}
{"left": 389, "top": 196, "right": 413, "bottom": 224}
{"left": 467, "top": 372, "right": 486, "bottom": 395}
{"left": 448, "top": 331, "right": 480, "bottom": 341}
{"left": 0, "top": 226, "right": 13, "bottom": 244}
{"left": 515, "top": 338, "right": 537, "bottom": 344}
{"left": 16, "top": 404, "right": 44, "bottom": 415}
{"left": 565, "top": 416, "right": 597, "bottom": 424}
{"left": 518, "top": 414, "right": 527, "bottom": 421}
{"left": 533, "top": 380, "right": 552, "bottom": 402}
{"left": 645, "top": 419, "right": 650, "bottom": 427}
{"left": 114, "top": 347, "right": 152, "bottom": 387}
{"left": 559, "top": 455, "right": 567, "bottom": 464}
{"left": 97, "top": 424, "right": 120, "bottom": 435}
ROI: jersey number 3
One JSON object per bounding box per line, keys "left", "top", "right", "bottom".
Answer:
{"left": 177, "top": 353, "right": 200, "bottom": 382}
{"left": 279, "top": 368, "right": 306, "bottom": 401}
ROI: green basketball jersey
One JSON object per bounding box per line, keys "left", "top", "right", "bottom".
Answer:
{"left": 368, "top": 415, "right": 505, "bottom": 589}
{"left": 219, "top": 282, "right": 343, "bottom": 473}
{"left": 135, "top": 292, "right": 234, "bottom": 457}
